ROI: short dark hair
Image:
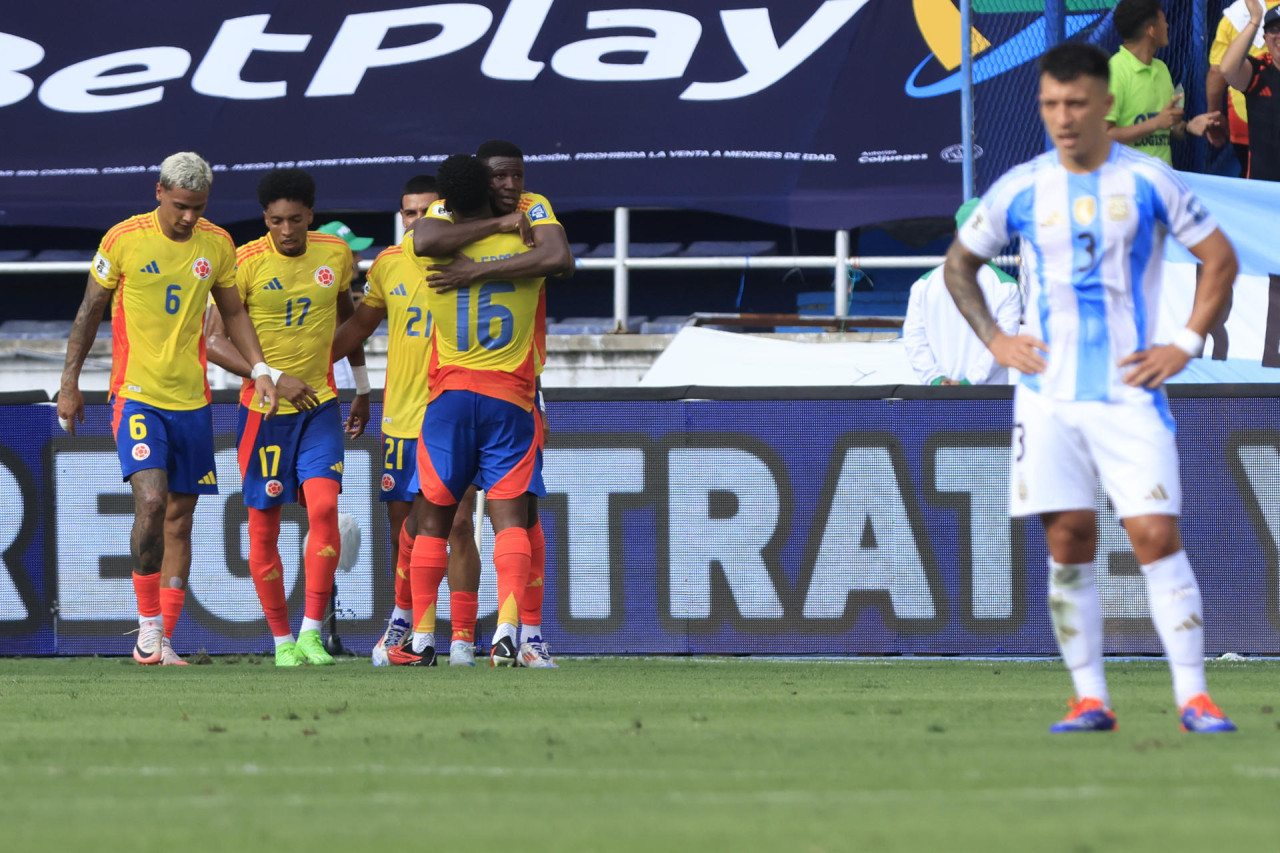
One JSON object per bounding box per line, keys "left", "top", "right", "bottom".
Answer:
{"left": 1113, "top": 0, "right": 1162, "bottom": 42}
{"left": 476, "top": 139, "right": 523, "bottom": 161}
{"left": 436, "top": 154, "right": 492, "bottom": 217}
{"left": 1038, "top": 42, "right": 1110, "bottom": 85}
{"left": 257, "top": 168, "right": 315, "bottom": 209}
{"left": 400, "top": 174, "right": 437, "bottom": 204}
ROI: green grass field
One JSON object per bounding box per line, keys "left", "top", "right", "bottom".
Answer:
{"left": 2, "top": 656, "right": 1277, "bottom": 852}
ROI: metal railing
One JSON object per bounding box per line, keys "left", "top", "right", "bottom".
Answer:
{"left": 0, "top": 206, "right": 1015, "bottom": 333}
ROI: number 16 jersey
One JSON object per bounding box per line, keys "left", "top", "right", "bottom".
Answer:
{"left": 424, "top": 231, "right": 544, "bottom": 412}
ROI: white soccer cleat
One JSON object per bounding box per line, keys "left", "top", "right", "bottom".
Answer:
{"left": 517, "top": 639, "right": 558, "bottom": 669}
{"left": 449, "top": 640, "right": 476, "bottom": 667}
{"left": 372, "top": 617, "right": 411, "bottom": 667}
{"left": 159, "top": 637, "right": 188, "bottom": 666}
{"left": 132, "top": 620, "right": 163, "bottom": 665}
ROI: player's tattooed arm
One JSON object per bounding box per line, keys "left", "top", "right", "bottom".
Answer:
{"left": 56, "top": 274, "right": 112, "bottom": 434}
{"left": 944, "top": 239, "right": 1047, "bottom": 375}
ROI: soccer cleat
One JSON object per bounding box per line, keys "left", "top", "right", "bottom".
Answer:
{"left": 297, "top": 630, "right": 336, "bottom": 666}
{"left": 274, "top": 641, "right": 305, "bottom": 667}
{"left": 372, "top": 617, "right": 412, "bottom": 667}
{"left": 132, "top": 620, "right": 164, "bottom": 665}
{"left": 490, "top": 636, "right": 517, "bottom": 668}
{"left": 1049, "top": 697, "right": 1117, "bottom": 732}
{"left": 386, "top": 644, "right": 436, "bottom": 666}
{"left": 1180, "top": 694, "right": 1237, "bottom": 733}
{"left": 517, "top": 638, "right": 559, "bottom": 669}
{"left": 449, "top": 640, "right": 476, "bottom": 667}
{"left": 158, "top": 638, "right": 188, "bottom": 666}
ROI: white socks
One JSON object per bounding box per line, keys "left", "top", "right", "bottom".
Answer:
{"left": 391, "top": 606, "right": 412, "bottom": 625}
{"left": 1048, "top": 560, "right": 1109, "bottom": 706}
{"left": 1141, "top": 550, "right": 1207, "bottom": 707}
{"left": 520, "top": 624, "right": 542, "bottom": 645}
{"left": 412, "top": 631, "right": 435, "bottom": 654}
{"left": 300, "top": 616, "right": 323, "bottom": 635}
{"left": 273, "top": 634, "right": 295, "bottom": 649}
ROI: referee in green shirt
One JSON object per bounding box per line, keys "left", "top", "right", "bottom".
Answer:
{"left": 1106, "top": 0, "right": 1225, "bottom": 164}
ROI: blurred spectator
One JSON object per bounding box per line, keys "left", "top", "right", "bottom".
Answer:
{"left": 1106, "top": 0, "right": 1224, "bottom": 164}
{"left": 317, "top": 221, "right": 373, "bottom": 388}
{"left": 902, "top": 200, "right": 1020, "bottom": 386}
{"left": 1208, "top": 0, "right": 1280, "bottom": 173}
{"left": 1219, "top": 0, "right": 1280, "bottom": 181}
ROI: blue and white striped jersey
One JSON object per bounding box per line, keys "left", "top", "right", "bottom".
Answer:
{"left": 958, "top": 143, "right": 1217, "bottom": 403}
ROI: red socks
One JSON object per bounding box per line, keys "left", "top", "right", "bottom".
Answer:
{"left": 247, "top": 506, "right": 291, "bottom": 637}
{"left": 301, "top": 478, "right": 341, "bottom": 622}
{"left": 395, "top": 520, "right": 414, "bottom": 611}
{"left": 132, "top": 571, "right": 161, "bottom": 620}
{"left": 519, "top": 520, "right": 546, "bottom": 627}
{"left": 410, "top": 535, "right": 449, "bottom": 635}
{"left": 450, "top": 591, "right": 478, "bottom": 643}
{"left": 493, "top": 527, "right": 531, "bottom": 629}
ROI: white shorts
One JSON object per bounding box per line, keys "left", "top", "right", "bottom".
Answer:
{"left": 1009, "top": 386, "right": 1181, "bottom": 519}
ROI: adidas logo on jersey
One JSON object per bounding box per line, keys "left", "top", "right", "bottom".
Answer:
{"left": 198, "top": 471, "right": 217, "bottom": 486}
{"left": 330, "top": 461, "right": 344, "bottom": 474}
{"left": 317, "top": 545, "right": 337, "bottom": 557}
{"left": 140, "top": 260, "right": 160, "bottom": 274}
{"left": 263, "top": 277, "right": 284, "bottom": 290}
{"left": 391, "top": 283, "right": 407, "bottom": 296}
{"left": 1144, "top": 484, "right": 1169, "bottom": 501}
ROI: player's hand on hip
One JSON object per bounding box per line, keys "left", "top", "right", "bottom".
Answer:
{"left": 1119, "top": 345, "right": 1190, "bottom": 389}
{"left": 989, "top": 331, "right": 1048, "bottom": 375}
{"left": 426, "top": 254, "right": 478, "bottom": 293}
{"left": 254, "top": 376, "right": 280, "bottom": 418}
{"left": 276, "top": 374, "right": 320, "bottom": 410}
{"left": 56, "top": 386, "right": 85, "bottom": 435}
{"left": 345, "top": 394, "right": 370, "bottom": 439}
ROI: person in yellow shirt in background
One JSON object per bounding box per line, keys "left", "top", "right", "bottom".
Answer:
{"left": 58, "top": 151, "right": 277, "bottom": 665}
{"left": 1207, "top": 0, "right": 1280, "bottom": 171}
{"left": 207, "top": 168, "right": 369, "bottom": 667}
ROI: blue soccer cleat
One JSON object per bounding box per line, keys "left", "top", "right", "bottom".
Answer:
{"left": 1180, "top": 694, "right": 1237, "bottom": 733}
{"left": 1049, "top": 697, "right": 1117, "bottom": 732}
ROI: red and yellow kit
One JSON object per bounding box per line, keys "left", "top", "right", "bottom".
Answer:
{"left": 362, "top": 233, "right": 431, "bottom": 440}
{"left": 234, "top": 232, "right": 353, "bottom": 415}
{"left": 423, "top": 231, "right": 544, "bottom": 411}
{"left": 425, "top": 191, "right": 559, "bottom": 374}
{"left": 91, "top": 211, "right": 236, "bottom": 409}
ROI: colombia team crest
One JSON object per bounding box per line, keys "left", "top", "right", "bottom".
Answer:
{"left": 381, "top": 474, "right": 395, "bottom": 492}
{"left": 191, "top": 257, "right": 212, "bottom": 279}
{"left": 131, "top": 443, "right": 151, "bottom": 461}
{"left": 265, "top": 479, "right": 284, "bottom": 498}
{"left": 314, "top": 266, "right": 335, "bottom": 288}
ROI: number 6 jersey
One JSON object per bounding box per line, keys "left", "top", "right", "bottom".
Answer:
{"left": 91, "top": 210, "right": 237, "bottom": 409}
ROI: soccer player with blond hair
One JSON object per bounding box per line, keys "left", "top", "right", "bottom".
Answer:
{"left": 58, "top": 151, "right": 277, "bottom": 665}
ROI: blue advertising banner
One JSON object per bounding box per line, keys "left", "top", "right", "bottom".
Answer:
{"left": 0, "top": 0, "right": 987, "bottom": 230}
{"left": 3, "top": 391, "right": 1280, "bottom": 657}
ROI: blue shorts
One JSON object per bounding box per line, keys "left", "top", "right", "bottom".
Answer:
{"left": 416, "top": 391, "right": 545, "bottom": 504}
{"left": 237, "top": 399, "right": 343, "bottom": 509}
{"left": 111, "top": 398, "right": 216, "bottom": 494}
{"left": 379, "top": 434, "right": 419, "bottom": 503}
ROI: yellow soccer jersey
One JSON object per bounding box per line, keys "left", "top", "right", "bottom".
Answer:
{"left": 235, "top": 232, "right": 352, "bottom": 415}
{"left": 424, "top": 231, "right": 544, "bottom": 411}
{"left": 425, "top": 191, "right": 558, "bottom": 373}
{"left": 91, "top": 210, "right": 236, "bottom": 410}
{"left": 363, "top": 234, "right": 431, "bottom": 439}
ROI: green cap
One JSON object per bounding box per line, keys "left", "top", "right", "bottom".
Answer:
{"left": 316, "top": 221, "right": 373, "bottom": 252}
{"left": 955, "top": 198, "right": 981, "bottom": 230}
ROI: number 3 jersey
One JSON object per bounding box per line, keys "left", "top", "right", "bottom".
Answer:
{"left": 958, "top": 143, "right": 1219, "bottom": 404}
{"left": 235, "top": 232, "right": 353, "bottom": 415}
{"left": 363, "top": 233, "right": 431, "bottom": 440}
{"left": 91, "top": 210, "right": 237, "bottom": 409}
{"left": 423, "top": 231, "right": 544, "bottom": 412}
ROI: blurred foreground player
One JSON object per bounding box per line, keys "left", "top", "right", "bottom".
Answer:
{"left": 207, "top": 168, "right": 369, "bottom": 666}
{"left": 412, "top": 154, "right": 547, "bottom": 667}
{"left": 944, "top": 43, "right": 1238, "bottom": 733}
{"left": 331, "top": 174, "right": 482, "bottom": 666}
{"left": 58, "top": 151, "right": 276, "bottom": 665}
